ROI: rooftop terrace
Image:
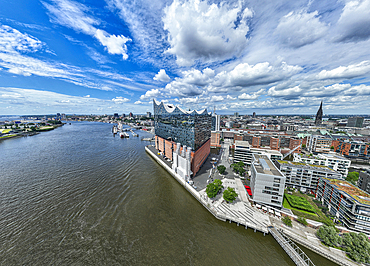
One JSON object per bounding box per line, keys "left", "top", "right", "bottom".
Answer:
{"left": 324, "top": 178, "right": 370, "bottom": 206}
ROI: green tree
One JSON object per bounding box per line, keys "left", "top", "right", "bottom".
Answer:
{"left": 223, "top": 187, "right": 238, "bottom": 203}
{"left": 316, "top": 225, "right": 342, "bottom": 247}
{"left": 343, "top": 232, "right": 370, "bottom": 263}
{"left": 330, "top": 145, "right": 334, "bottom": 150}
{"left": 346, "top": 172, "right": 359, "bottom": 185}
{"left": 297, "top": 217, "right": 308, "bottom": 226}
{"left": 217, "top": 165, "right": 226, "bottom": 175}
{"left": 302, "top": 144, "right": 306, "bottom": 148}
{"left": 206, "top": 179, "right": 223, "bottom": 198}
{"left": 282, "top": 216, "right": 292, "bottom": 227}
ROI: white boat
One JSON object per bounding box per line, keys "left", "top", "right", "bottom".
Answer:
{"left": 120, "top": 132, "right": 129, "bottom": 138}
{"left": 112, "top": 126, "right": 118, "bottom": 134}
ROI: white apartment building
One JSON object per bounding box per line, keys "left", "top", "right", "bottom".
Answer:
{"left": 293, "top": 152, "right": 351, "bottom": 177}
{"left": 275, "top": 160, "right": 342, "bottom": 193}
{"left": 250, "top": 154, "right": 286, "bottom": 208}
{"left": 306, "top": 135, "right": 332, "bottom": 153}
{"left": 234, "top": 141, "right": 283, "bottom": 166}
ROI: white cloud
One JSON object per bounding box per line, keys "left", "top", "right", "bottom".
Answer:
{"left": 0, "top": 25, "right": 44, "bottom": 53}
{"left": 336, "top": 0, "right": 370, "bottom": 42}
{"left": 163, "top": 0, "right": 252, "bottom": 66}
{"left": 94, "top": 29, "right": 130, "bottom": 59}
{"left": 112, "top": 96, "right": 130, "bottom": 104}
{"left": 210, "top": 95, "right": 224, "bottom": 102}
{"left": 317, "top": 61, "right": 370, "bottom": 80}
{"left": 153, "top": 69, "right": 170, "bottom": 82}
{"left": 139, "top": 88, "right": 162, "bottom": 100}
{"left": 238, "top": 89, "right": 265, "bottom": 100}
{"left": 267, "top": 85, "right": 302, "bottom": 98}
{"left": 44, "top": 0, "right": 131, "bottom": 59}
{"left": 276, "top": 10, "right": 328, "bottom": 48}
{"left": 134, "top": 100, "right": 143, "bottom": 104}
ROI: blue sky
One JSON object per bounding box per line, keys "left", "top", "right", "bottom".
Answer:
{"left": 1, "top": 0, "right": 370, "bottom": 115}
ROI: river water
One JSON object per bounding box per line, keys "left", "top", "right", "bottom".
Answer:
{"left": 0, "top": 122, "right": 338, "bottom": 265}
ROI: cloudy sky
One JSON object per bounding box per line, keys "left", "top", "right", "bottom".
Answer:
{"left": 1, "top": 0, "right": 370, "bottom": 115}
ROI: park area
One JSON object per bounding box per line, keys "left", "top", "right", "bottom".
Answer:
{"left": 283, "top": 191, "right": 334, "bottom": 226}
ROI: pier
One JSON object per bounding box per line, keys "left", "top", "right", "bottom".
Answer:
{"left": 268, "top": 226, "right": 315, "bottom": 266}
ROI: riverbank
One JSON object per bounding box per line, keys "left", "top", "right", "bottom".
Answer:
{"left": 0, "top": 124, "right": 63, "bottom": 141}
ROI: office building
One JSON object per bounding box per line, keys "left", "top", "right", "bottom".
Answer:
{"left": 250, "top": 154, "right": 286, "bottom": 208}
{"left": 316, "top": 178, "right": 370, "bottom": 234}
{"left": 347, "top": 117, "right": 364, "bottom": 128}
{"left": 146, "top": 112, "right": 152, "bottom": 118}
{"left": 153, "top": 100, "right": 212, "bottom": 176}
{"left": 332, "top": 140, "right": 370, "bottom": 159}
{"left": 293, "top": 153, "right": 351, "bottom": 177}
{"left": 275, "top": 160, "right": 342, "bottom": 193}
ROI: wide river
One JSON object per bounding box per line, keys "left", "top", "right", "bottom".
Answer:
{"left": 0, "top": 122, "right": 338, "bottom": 265}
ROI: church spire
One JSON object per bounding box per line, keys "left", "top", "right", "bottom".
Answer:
{"left": 315, "top": 101, "right": 323, "bottom": 126}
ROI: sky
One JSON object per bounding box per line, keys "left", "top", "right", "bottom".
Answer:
{"left": 1, "top": 0, "right": 370, "bottom": 115}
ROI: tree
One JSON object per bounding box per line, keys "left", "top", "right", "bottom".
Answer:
{"left": 297, "top": 217, "right": 308, "bottom": 226}
{"left": 223, "top": 187, "right": 238, "bottom": 203}
{"left": 330, "top": 145, "right": 334, "bottom": 150}
{"left": 206, "top": 179, "right": 223, "bottom": 198}
{"left": 316, "top": 225, "right": 342, "bottom": 247}
{"left": 217, "top": 165, "right": 226, "bottom": 175}
{"left": 346, "top": 172, "right": 359, "bottom": 185}
{"left": 282, "top": 216, "right": 292, "bottom": 227}
{"left": 343, "top": 232, "right": 370, "bottom": 263}
{"left": 302, "top": 144, "right": 306, "bottom": 148}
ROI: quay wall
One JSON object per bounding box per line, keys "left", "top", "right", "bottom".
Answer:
{"left": 145, "top": 145, "right": 268, "bottom": 234}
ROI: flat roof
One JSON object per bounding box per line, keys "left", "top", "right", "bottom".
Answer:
{"left": 234, "top": 140, "right": 251, "bottom": 147}
{"left": 323, "top": 178, "right": 370, "bottom": 206}
{"left": 254, "top": 155, "right": 283, "bottom": 177}
{"left": 277, "top": 160, "right": 340, "bottom": 174}
{"left": 250, "top": 147, "right": 282, "bottom": 156}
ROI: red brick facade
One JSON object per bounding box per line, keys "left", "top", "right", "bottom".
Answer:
{"left": 155, "top": 136, "right": 211, "bottom": 176}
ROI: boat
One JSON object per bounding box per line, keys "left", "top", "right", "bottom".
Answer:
{"left": 120, "top": 132, "right": 129, "bottom": 138}
{"left": 112, "top": 126, "right": 118, "bottom": 134}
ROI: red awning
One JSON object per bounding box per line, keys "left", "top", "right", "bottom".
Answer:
{"left": 244, "top": 185, "right": 252, "bottom": 196}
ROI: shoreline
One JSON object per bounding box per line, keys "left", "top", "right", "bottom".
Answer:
{"left": 145, "top": 144, "right": 359, "bottom": 266}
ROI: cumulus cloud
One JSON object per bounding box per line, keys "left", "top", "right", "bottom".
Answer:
{"left": 43, "top": 0, "right": 131, "bottom": 59}
{"left": 317, "top": 61, "right": 370, "bottom": 80}
{"left": 163, "top": 0, "right": 252, "bottom": 66}
{"left": 111, "top": 96, "right": 130, "bottom": 104}
{"left": 267, "top": 85, "right": 302, "bottom": 98}
{"left": 153, "top": 69, "right": 170, "bottom": 82}
{"left": 335, "top": 0, "right": 370, "bottom": 42}
{"left": 238, "top": 89, "right": 265, "bottom": 100}
{"left": 276, "top": 10, "right": 328, "bottom": 48}
{"left": 139, "top": 88, "right": 162, "bottom": 100}
{"left": 165, "top": 82, "right": 203, "bottom": 97}
{"left": 134, "top": 100, "right": 143, "bottom": 104}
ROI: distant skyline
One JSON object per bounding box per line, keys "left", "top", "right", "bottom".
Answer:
{"left": 1, "top": 0, "right": 370, "bottom": 115}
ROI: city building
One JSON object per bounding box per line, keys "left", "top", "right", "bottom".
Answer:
{"left": 153, "top": 100, "right": 212, "bottom": 176}
{"left": 234, "top": 140, "right": 253, "bottom": 166}
{"left": 347, "top": 117, "right": 364, "bottom": 128}
{"left": 315, "top": 101, "right": 323, "bottom": 126}
{"left": 114, "top": 113, "right": 119, "bottom": 119}
{"left": 293, "top": 153, "right": 351, "bottom": 177}
{"left": 306, "top": 135, "right": 332, "bottom": 153}
{"left": 146, "top": 112, "right": 152, "bottom": 118}
{"left": 275, "top": 160, "right": 342, "bottom": 193}
{"left": 316, "top": 178, "right": 370, "bottom": 234}
{"left": 211, "top": 131, "right": 221, "bottom": 148}
{"left": 129, "top": 112, "right": 133, "bottom": 118}
{"left": 359, "top": 170, "right": 370, "bottom": 194}
{"left": 332, "top": 140, "right": 370, "bottom": 159}
{"left": 250, "top": 154, "right": 286, "bottom": 208}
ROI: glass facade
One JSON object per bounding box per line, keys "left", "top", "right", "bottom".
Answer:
{"left": 154, "top": 100, "right": 212, "bottom": 151}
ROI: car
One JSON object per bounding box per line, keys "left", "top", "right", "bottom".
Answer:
{"left": 192, "top": 185, "right": 197, "bottom": 189}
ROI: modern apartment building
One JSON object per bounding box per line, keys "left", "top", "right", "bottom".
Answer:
{"left": 275, "top": 160, "right": 342, "bottom": 193}
{"left": 233, "top": 141, "right": 283, "bottom": 166}
{"left": 250, "top": 154, "right": 286, "bottom": 208}
{"left": 332, "top": 140, "right": 370, "bottom": 159}
{"left": 306, "top": 135, "right": 332, "bottom": 153}
{"left": 316, "top": 178, "right": 370, "bottom": 234}
{"left": 293, "top": 153, "right": 351, "bottom": 177}
{"left": 153, "top": 100, "right": 212, "bottom": 176}
{"left": 347, "top": 117, "right": 364, "bottom": 128}
{"left": 359, "top": 169, "right": 370, "bottom": 194}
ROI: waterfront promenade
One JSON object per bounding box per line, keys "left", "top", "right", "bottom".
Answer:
{"left": 145, "top": 145, "right": 270, "bottom": 234}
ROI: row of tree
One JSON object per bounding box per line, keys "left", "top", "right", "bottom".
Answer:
{"left": 316, "top": 225, "right": 370, "bottom": 263}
